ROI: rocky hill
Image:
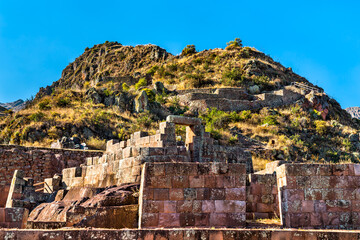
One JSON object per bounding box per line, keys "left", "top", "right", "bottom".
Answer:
{"left": 0, "top": 40, "right": 358, "bottom": 166}
{"left": 346, "top": 107, "right": 360, "bottom": 119}
{"left": 0, "top": 99, "right": 25, "bottom": 111}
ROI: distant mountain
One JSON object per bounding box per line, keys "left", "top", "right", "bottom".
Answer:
{"left": 0, "top": 106, "right": 7, "bottom": 112}
{"left": 0, "top": 99, "right": 25, "bottom": 111}
{"left": 346, "top": 107, "right": 360, "bottom": 119}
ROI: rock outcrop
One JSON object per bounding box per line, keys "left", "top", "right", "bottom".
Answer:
{"left": 346, "top": 106, "right": 360, "bottom": 119}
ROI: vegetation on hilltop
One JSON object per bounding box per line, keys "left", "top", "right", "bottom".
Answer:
{"left": 0, "top": 39, "right": 359, "bottom": 166}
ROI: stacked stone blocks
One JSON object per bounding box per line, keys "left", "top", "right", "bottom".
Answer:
{"left": 277, "top": 163, "right": 360, "bottom": 229}
{"left": 139, "top": 162, "right": 247, "bottom": 228}
{"left": 246, "top": 173, "right": 279, "bottom": 220}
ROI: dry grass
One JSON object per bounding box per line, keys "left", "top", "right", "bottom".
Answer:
{"left": 252, "top": 156, "right": 271, "bottom": 172}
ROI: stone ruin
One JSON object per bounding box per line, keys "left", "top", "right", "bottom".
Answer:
{"left": 2, "top": 115, "right": 360, "bottom": 238}
{"left": 176, "top": 86, "right": 303, "bottom": 112}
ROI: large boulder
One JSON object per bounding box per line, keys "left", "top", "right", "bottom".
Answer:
{"left": 27, "top": 184, "right": 139, "bottom": 229}
{"left": 135, "top": 90, "right": 149, "bottom": 112}
{"left": 81, "top": 184, "right": 138, "bottom": 207}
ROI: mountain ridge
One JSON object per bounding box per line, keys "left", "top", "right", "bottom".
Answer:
{"left": 0, "top": 99, "right": 25, "bottom": 111}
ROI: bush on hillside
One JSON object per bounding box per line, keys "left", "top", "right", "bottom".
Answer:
{"left": 135, "top": 78, "right": 147, "bottom": 90}
{"left": 181, "top": 45, "right": 197, "bottom": 56}
{"left": 226, "top": 38, "right": 243, "bottom": 50}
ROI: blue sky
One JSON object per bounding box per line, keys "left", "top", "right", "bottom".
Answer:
{"left": 0, "top": 1, "right": 359, "bottom": 108}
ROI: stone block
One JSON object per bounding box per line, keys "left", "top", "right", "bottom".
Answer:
{"left": 134, "top": 131, "right": 148, "bottom": 139}
{"left": 176, "top": 200, "right": 193, "bottom": 213}
{"left": 169, "top": 189, "right": 184, "bottom": 201}
{"left": 210, "top": 189, "right": 225, "bottom": 200}
{"left": 189, "top": 176, "right": 205, "bottom": 188}
{"left": 209, "top": 213, "right": 227, "bottom": 227}
{"left": 153, "top": 189, "right": 169, "bottom": 200}
{"left": 122, "top": 147, "right": 132, "bottom": 158}
{"left": 171, "top": 176, "right": 189, "bottom": 188}
{"left": 179, "top": 213, "right": 195, "bottom": 227}
{"left": 158, "top": 213, "right": 180, "bottom": 227}
{"left": 141, "top": 213, "right": 159, "bottom": 227}
{"left": 226, "top": 187, "right": 245, "bottom": 200}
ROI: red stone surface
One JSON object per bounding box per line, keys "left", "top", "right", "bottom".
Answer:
{"left": 1, "top": 229, "right": 360, "bottom": 240}
{"left": 139, "top": 162, "right": 246, "bottom": 228}
{"left": 278, "top": 163, "right": 360, "bottom": 229}
{"left": 246, "top": 173, "right": 279, "bottom": 220}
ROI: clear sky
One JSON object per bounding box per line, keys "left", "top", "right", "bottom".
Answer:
{"left": 0, "top": 0, "right": 359, "bottom": 108}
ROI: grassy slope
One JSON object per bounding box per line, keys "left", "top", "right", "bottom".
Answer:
{"left": 0, "top": 41, "right": 359, "bottom": 166}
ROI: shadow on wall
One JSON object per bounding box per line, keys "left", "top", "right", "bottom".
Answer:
{"left": 0, "top": 186, "right": 9, "bottom": 207}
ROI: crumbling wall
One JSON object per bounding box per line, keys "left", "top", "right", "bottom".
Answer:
{"left": 138, "top": 162, "right": 247, "bottom": 228}
{"left": 277, "top": 163, "right": 360, "bottom": 229}
{"left": 0, "top": 145, "right": 103, "bottom": 207}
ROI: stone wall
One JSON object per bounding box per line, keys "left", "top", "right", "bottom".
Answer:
{"left": 61, "top": 116, "right": 252, "bottom": 189}
{"left": 246, "top": 173, "right": 279, "bottom": 220}
{"left": 177, "top": 86, "right": 303, "bottom": 112}
{"left": 1, "top": 228, "right": 360, "bottom": 239}
{"left": 277, "top": 163, "right": 360, "bottom": 229}
{"left": 0, "top": 145, "right": 103, "bottom": 207}
{"left": 138, "top": 162, "right": 247, "bottom": 228}
{"left": 0, "top": 208, "right": 28, "bottom": 228}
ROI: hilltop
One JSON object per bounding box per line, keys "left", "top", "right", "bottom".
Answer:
{"left": 0, "top": 39, "right": 358, "bottom": 167}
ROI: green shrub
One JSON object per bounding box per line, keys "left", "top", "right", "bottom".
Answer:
{"left": 222, "top": 68, "right": 244, "bottom": 82}
{"left": 342, "top": 138, "right": 352, "bottom": 151}
{"left": 167, "top": 63, "right": 178, "bottom": 72}
{"left": 143, "top": 88, "right": 156, "bottom": 102}
{"left": 185, "top": 73, "right": 213, "bottom": 88}
{"left": 103, "top": 88, "right": 113, "bottom": 97}
{"left": 254, "top": 75, "right": 270, "bottom": 85}
{"left": 181, "top": 45, "right": 197, "bottom": 56}
{"left": 56, "top": 98, "right": 70, "bottom": 107}
{"left": 135, "top": 78, "right": 147, "bottom": 90}
{"left": 229, "top": 135, "right": 238, "bottom": 145}
{"left": 225, "top": 38, "right": 243, "bottom": 50}
{"left": 314, "top": 120, "right": 327, "bottom": 135}
{"left": 122, "top": 83, "right": 130, "bottom": 91}
{"left": 239, "top": 47, "right": 251, "bottom": 58}
{"left": 261, "top": 115, "right": 278, "bottom": 125}
{"left": 136, "top": 112, "right": 152, "bottom": 129}
{"left": 38, "top": 99, "right": 51, "bottom": 110}
{"left": 147, "top": 65, "right": 159, "bottom": 75}
{"left": 29, "top": 111, "right": 45, "bottom": 122}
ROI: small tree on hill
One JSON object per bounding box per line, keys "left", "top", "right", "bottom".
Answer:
{"left": 181, "top": 45, "right": 197, "bottom": 56}
{"left": 226, "top": 38, "right": 243, "bottom": 50}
